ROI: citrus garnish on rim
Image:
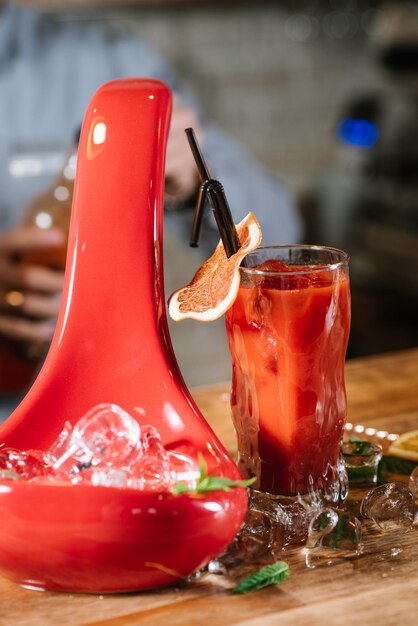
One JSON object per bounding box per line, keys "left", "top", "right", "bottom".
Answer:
{"left": 168, "top": 212, "right": 262, "bottom": 322}
{"left": 388, "top": 430, "right": 418, "bottom": 462}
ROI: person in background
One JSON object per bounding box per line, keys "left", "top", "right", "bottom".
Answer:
{"left": 0, "top": 1, "right": 301, "bottom": 419}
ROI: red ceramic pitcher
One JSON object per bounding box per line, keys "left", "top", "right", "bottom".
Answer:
{"left": 0, "top": 78, "right": 247, "bottom": 593}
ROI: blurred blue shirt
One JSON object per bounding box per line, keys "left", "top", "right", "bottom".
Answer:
{"left": 0, "top": 3, "right": 301, "bottom": 245}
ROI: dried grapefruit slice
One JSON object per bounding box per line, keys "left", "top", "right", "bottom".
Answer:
{"left": 168, "top": 212, "right": 262, "bottom": 322}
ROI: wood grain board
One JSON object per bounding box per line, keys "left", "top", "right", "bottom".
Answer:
{"left": 0, "top": 349, "right": 417, "bottom": 626}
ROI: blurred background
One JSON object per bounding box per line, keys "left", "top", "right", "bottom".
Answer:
{"left": 10, "top": 0, "right": 418, "bottom": 386}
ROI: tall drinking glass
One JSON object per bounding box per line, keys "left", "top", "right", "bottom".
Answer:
{"left": 225, "top": 245, "right": 350, "bottom": 504}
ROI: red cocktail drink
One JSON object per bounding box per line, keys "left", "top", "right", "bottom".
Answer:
{"left": 226, "top": 246, "right": 350, "bottom": 499}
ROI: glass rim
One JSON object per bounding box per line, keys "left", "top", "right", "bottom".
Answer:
{"left": 240, "top": 244, "right": 350, "bottom": 277}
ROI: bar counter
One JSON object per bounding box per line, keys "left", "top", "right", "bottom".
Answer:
{"left": 1, "top": 348, "right": 417, "bottom": 625}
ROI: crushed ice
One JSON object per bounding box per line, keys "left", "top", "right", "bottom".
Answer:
{"left": 0, "top": 403, "right": 200, "bottom": 492}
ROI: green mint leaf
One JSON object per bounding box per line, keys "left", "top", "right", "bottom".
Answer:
{"left": 172, "top": 482, "right": 190, "bottom": 495}
{"left": 231, "top": 561, "right": 290, "bottom": 595}
{"left": 196, "top": 475, "right": 255, "bottom": 494}
{"left": 173, "top": 454, "right": 256, "bottom": 495}
{"left": 197, "top": 452, "right": 207, "bottom": 481}
{"left": 195, "top": 476, "right": 214, "bottom": 492}
{"left": 378, "top": 455, "right": 417, "bottom": 482}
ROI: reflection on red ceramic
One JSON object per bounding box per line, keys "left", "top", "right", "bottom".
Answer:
{"left": 0, "top": 78, "right": 247, "bottom": 593}
{"left": 0, "top": 482, "right": 245, "bottom": 592}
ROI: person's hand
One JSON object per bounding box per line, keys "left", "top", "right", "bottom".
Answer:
{"left": 164, "top": 95, "right": 202, "bottom": 205}
{"left": 0, "top": 226, "right": 65, "bottom": 345}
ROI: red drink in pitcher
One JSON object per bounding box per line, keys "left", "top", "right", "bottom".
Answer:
{"left": 225, "top": 245, "right": 350, "bottom": 498}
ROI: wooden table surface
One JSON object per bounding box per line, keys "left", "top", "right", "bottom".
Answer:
{"left": 1, "top": 348, "right": 418, "bottom": 626}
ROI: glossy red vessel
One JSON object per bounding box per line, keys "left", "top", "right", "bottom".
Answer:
{"left": 0, "top": 79, "right": 247, "bottom": 592}
{"left": 226, "top": 248, "right": 350, "bottom": 498}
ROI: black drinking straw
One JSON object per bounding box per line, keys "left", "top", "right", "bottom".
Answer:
{"left": 185, "top": 128, "right": 242, "bottom": 259}
{"left": 185, "top": 127, "right": 211, "bottom": 182}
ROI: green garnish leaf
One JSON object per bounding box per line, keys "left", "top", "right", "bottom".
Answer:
{"left": 173, "top": 453, "right": 256, "bottom": 496}
{"left": 196, "top": 475, "right": 256, "bottom": 494}
{"left": 172, "top": 482, "right": 190, "bottom": 495}
{"left": 378, "top": 455, "right": 418, "bottom": 482}
{"left": 231, "top": 561, "right": 290, "bottom": 595}
{"left": 198, "top": 453, "right": 208, "bottom": 481}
